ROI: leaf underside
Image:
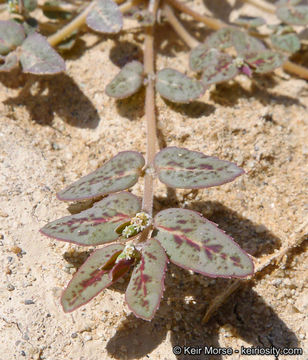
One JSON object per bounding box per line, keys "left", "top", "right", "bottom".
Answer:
{"left": 270, "top": 33, "right": 301, "bottom": 53}
{"left": 201, "top": 54, "right": 238, "bottom": 86}
{"left": 154, "top": 147, "right": 244, "bottom": 189}
{"left": 126, "top": 239, "right": 168, "bottom": 320}
{"left": 106, "top": 61, "right": 144, "bottom": 99}
{"left": 154, "top": 209, "right": 254, "bottom": 278}
{"left": 40, "top": 192, "right": 141, "bottom": 246}
{"left": 86, "top": 0, "right": 123, "bottom": 33}
{"left": 61, "top": 244, "right": 124, "bottom": 312}
{"left": 245, "top": 50, "right": 286, "bottom": 73}
{"left": 276, "top": 5, "right": 308, "bottom": 25}
{"left": 156, "top": 68, "right": 205, "bottom": 103}
{"left": 0, "top": 20, "right": 25, "bottom": 55}
{"left": 57, "top": 151, "right": 145, "bottom": 201}
{"left": 0, "top": 53, "right": 18, "bottom": 72}
{"left": 19, "top": 33, "right": 65, "bottom": 74}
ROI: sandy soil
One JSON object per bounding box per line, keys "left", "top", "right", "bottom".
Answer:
{"left": 0, "top": 1, "right": 307, "bottom": 359}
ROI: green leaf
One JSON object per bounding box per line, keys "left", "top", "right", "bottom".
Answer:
{"left": 245, "top": 50, "right": 286, "bottom": 73}
{"left": 234, "top": 15, "right": 266, "bottom": 28}
{"left": 232, "top": 31, "right": 266, "bottom": 56}
{"left": 271, "top": 33, "right": 301, "bottom": 53}
{"left": 106, "top": 61, "right": 144, "bottom": 99}
{"left": 61, "top": 244, "right": 124, "bottom": 312}
{"left": 40, "top": 192, "right": 141, "bottom": 246}
{"left": 205, "top": 27, "right": 238, "bottom": 49}
{"left": 154, "top": 147, "right": 244, "bottom": 189}
{"left": 153, "top": 209, "right": 254, "bottom": 278}
{"left": 57, "top": 151, "right": 145, "bottom": 201}
{"left": 156, "top": 68, "right": 205, "bottom": 103}
{"left": 189, "top": 46, "right": 221, "bottom": 72}
{"left": 0, "top": 53, "right": 18, "bottom": 72}
{"left": 86, "top": 0, "right": 123, "bottom": 33}
{"left": 20, "top": 33, "right": 65, "bottom": 74}
{"left": 201, "top": 54, "right": 238, "bottom": 86}
{"left": 0, "top": 20, "right": 25, "bottom": 55}
{"left": 276, "top": 5, "right": 308, "bottom": 25}
{"left": 126, "top": 239, "right": 168, "bottom": 320}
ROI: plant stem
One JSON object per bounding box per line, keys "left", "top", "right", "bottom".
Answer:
{"left": 166, "top": 0, "right": 308, "bottom": 79}
{"left": 165, "top": 0, "right": 226, "bottom": 30}
{"left": 239, "top": 0, "right": 275, "bottom": 14}
{"left": 142, "top": 0, "right": 160, "bottom": 217}
{"left": 48, "top": 0, "right": 142, "bottom": 47}
{"left": 163, "top": 3, "right": 199, "bottom": 48}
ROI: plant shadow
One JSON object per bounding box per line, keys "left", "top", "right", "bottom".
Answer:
{"left": 2, "top": 72, "right": 100, "bottom": 129}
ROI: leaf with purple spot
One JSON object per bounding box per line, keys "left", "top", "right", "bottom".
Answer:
{"left": 245, "top": 50, "right": 286, "bottom": 73}
{"left": 154, "top": 147, "right": 244, "bottom": 189}
{"left": 61, "top": 243, "right": 124, "bottom": 312}
{"left": 86, "top": 0, "right": 123, "bottom": 33}
{"left": 189, "top": 46, "right": 223, "bottom": 72}
{"left": 153, "top": 209, "right": 254, "bottom": 278}
{"left": 156, "top": 68, "right": 206, "bottom": 103}
{"left": 201, "top": 53, "right": 238, "bottom": 86}
{"left": 232, "top": 31, "right": 266, "bottom": 56}
{"left": 40, "top": 192, "right": 141, "bottom": 246}
{"left": 205, "top": 27, "right": 239, "bottom": 49}
{"left": 276, "top": 5, "right": 308, "bottom": 25}
{"left": 57, "top": 151, "right": 145, "bottom": 201}
{"left": 126, "top": 239, "right": 168, "bottom": 320}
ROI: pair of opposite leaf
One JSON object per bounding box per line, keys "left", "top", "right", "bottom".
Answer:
{"left": 106, "top": 27, "right": 288, "bottom": 104}
{"left": 41, "top": 147, "right": 254, "bottom": 321}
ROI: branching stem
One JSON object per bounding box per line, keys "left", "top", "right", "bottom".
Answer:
{"left": 142, "top": 0, "right": 160, "bottom": 217}
{"left": 165, "top": 0, "right": 308, "bottom": 79}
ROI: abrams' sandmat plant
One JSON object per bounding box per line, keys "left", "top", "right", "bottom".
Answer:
{"left": 1, "top": 0, "right": 307, "bottom": 320}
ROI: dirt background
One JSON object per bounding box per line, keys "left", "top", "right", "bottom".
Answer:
{"left": 0, "top": 0, "right": 307, "bottom": 359}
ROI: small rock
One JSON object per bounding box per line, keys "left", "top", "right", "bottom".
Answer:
{"left": 51, "top": 142, "right": 60, "bottom": 150}
{"left": 255, "top": 224, "right": 267, "bottom": 234}
{"left": 20, "top": 351, "right": 26, "bottom": 356}
{"left": 10, "top": 246, "right": 22, "bottom": 255}
{"left": 24, "top": 299, "right": 35, "bottom": 305}
{"left": 71, "top": 333, "right": 78, "bottom": 339}
{"left": 84, "top": 334, "right": 92, "bottom": 342}
{"left": 7, "top": 256, "right": 13, "bottom": 263}
{"left": 7, "top": 284, "right": 15, "bottom": 291}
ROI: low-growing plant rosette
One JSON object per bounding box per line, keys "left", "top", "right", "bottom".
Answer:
{"left": 40, "top": 147, "right": 254, "bottom": 321}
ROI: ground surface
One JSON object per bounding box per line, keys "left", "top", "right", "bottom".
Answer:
{"left": 0, "top": 1, "right": 307, "bottom": 359}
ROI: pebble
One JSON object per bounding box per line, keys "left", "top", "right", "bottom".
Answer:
{"left": 10, "top": 246, "right": 22, "bottom": 254}
{"left": 20, "top": 350, "right": 26, "bottom": 357}
{"left": 71, "top": 333, "right": 78, "bottom": 339}
{"left": 24, "top": 299, "right": 35, "bottom": 305}
{"left": 84, "top": 334, "right": 92, "bottom": 342}
{"left": 7, "top": 284, "right": 15, "bottom": 291}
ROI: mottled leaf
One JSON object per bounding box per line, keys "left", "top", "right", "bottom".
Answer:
{"left": 20, "top": 33, "right": 65, "bottom": 74}
{"left": 126, "top": 239, "right": 168, "bottom": 320}
{"left": 271, "top": 33, "right": 301, "bottom": 53}
{"left": 156, "top": 68, "right": 205, "bottom": 103}
{"left": 0, "top": 20, "right": 25, "bottom": 55}
{"left": 189, "top": 46, "right": 222, "bottom": 72}
{"left": 0, "top": 53, "right": 18, "bottom": 72}
{"left": 232, "top": 31, "right": 266, "bottom": 56}
{"left": 154, "top": 209, "right": 254, "bottom": 278}
{"left": 205, "top": 27, "right": 239, "bottom": 49}
{"left": 154, "top": 147, "right": 244, "bottom": 189}
{"left": 40, "top": 192, "right": 141, "bottom": 246}
{"left": 201, "top": 54, "right": 238, "bottom": 86}
{"left": 61, "top": 244, "right": 124, "bottom": 312}
{"left": 234, "top": 15, "right": 265, "bottom": 28}
{"left": 245, "top": 50, "right": 286, "bottom": 73}
{"left": 109, "top": 258, "right": 134, "bottom": 281}
{"left": 106, "top": 61, "right": 144, "bottom": 99}
{"left": 276, "top": 5, "right": 308, "bottom": 25}
{"left": 86, "top": 0, "right": 123, "bottom": 33}
{"left": 58, "top": 151, "right": 145, "bottom": 201}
